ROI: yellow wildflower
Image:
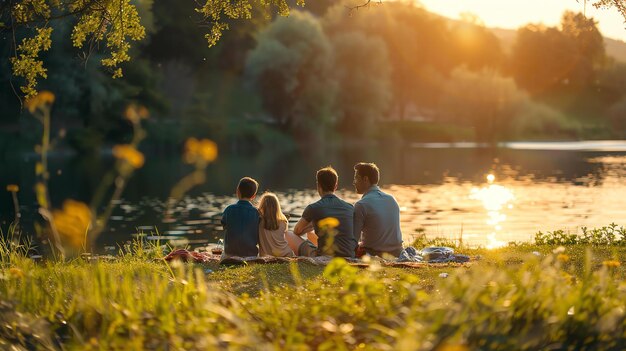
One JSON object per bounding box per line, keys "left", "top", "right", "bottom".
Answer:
{"left": 6, "top": 184, "right": 19, "bottom": 192}
{"left": 9, "top": 267, "right": 24, "bottom": 279}
{"left": 184, "top": 138, "right": 218, "bottom": 164}
{"left": 35, "top": 182, "right": 47, "bottom": 208}
{"left": 603, "top": 260, "right": 621, "bottom": 268}
{"left": 25, "top": 90, "right": 55, "bottom": 113}
{"left": 184, "top": 138, "right": 199, "bottom": 162}
{"left": 35, "top": 162, "right": 44, "bottom": 176}
{"left": 113, "top": 145, "right": 145, "bottom": 169}
{"left": 52, "top": 200, "right": 92, "bottom": 248}
{"left": 318, "top": 217, "right": 339, "bottom": 229}
{"left": 124, "top": 104, "right": 149, "bottom": 124}
{"left": 557, "top": 254, "right": 570, "bottom": 262}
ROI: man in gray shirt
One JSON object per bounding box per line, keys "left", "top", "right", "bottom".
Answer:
{"left": 286, "top": 166, "right": 356, "bottom": 257}
{"left": 353, "top": 162, "right": 404, "bottom": 257}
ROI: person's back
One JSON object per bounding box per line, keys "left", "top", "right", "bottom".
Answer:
{"left": 221, "top": 177, "right": 260, "bottom": 257}
{"left": 353, "top": 163, "right": 403, "bottom": 257}
{"left": 259, "top": 220, "right": 294, "bottom": 257}
{"left": 302, "top": 194, "right": 355, "bottom": 257}
{"left": 287, "top": 166, "right": 357, "bottom": 258}
{"left": 257, "top": 192, "right": 294, "bottom": 257}
{"left": 354, "top": 186, "right": 403, "bottom": 256}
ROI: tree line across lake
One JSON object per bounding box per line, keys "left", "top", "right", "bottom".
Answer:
{"left": 2, "top": 0, "right": 626, "bottom": 155}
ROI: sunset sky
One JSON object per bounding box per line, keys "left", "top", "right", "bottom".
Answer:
{"left": 417, "top": 0, "right": 626, "bottom": 41}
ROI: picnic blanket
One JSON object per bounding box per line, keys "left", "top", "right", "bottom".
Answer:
{"left": 164, "top": 246, "right": 471, "bottom": 267}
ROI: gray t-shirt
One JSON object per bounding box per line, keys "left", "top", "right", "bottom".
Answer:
{"left": 302, "top": 194, "right": 356, "bottom": 257}
{"left": 354, "top": 186, "right": 403, "bottom": 254}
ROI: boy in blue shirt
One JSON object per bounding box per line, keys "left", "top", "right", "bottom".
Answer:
{"left": 221, "top": 177, "right": 260, "bottom": 257}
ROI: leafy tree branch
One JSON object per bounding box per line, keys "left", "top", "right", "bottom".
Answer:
{"left": 2, "top": 0, "right": 304, "bottom": 97}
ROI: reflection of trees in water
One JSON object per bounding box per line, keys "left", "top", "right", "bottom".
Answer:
{"left": 4, "top": 147, "right": 621, "bottom": 201}
{"left": 204, "top": 146, "right": 621, "bottom": 190}
{"left": 586, "top": 156, "right": 626, "bottom": 186}
{"left": 483, "top": 149, "right": 607, "bottom": 185}
{"left": 3, "top": 147, "right": 626, "bottom": 237}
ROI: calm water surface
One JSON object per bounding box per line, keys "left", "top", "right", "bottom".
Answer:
{"left": 2, "top": 142, "right": 626, "bottom": 250}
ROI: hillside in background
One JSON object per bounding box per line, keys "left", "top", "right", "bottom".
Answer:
{"left": 604, "top": 37, "right": 626, "bottom": 62}
{"left": 491, "top": 27, "right": 626, "bottom": 62}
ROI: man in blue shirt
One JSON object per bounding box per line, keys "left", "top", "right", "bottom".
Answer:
{"left": 286, "top": 167, "right": 356, "bottom": 257}
{"left": 221, "top": 177, "right": 260, "bottom": 257}
{"left": 353, "top": 162, "right": 404, "bottom": 257}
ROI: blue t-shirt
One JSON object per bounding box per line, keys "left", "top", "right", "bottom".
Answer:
{"left": 221, "top": 200, "right": 260, "bottom": 257}
{"left": 302, "top": 194, "right": 356, "bottom": 257}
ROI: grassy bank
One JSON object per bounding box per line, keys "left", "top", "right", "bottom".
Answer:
{"left": 3, "top": 228, "right": 626, "bottom": 350}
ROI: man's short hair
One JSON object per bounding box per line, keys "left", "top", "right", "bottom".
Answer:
{"left": 316, "top": 167, "right": 338, "bottom": 192}
{"left": 354, "top": 163, "right": 380, "bottom": 184}
{"left": 237, "top": 177, "right": 259, "bottom": 198}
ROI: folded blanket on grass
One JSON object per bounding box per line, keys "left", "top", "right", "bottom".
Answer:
{"left": 398, "top": 246, "right": 470, "bottom": 263}
{"left": 164, "top": 247, "right": 471, "bottom": 266}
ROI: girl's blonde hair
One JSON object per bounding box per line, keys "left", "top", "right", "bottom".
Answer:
{"left": 258, "top": 192, "right": 288, "bottom": 231}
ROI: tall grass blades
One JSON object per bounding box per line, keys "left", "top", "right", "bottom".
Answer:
{"left": 2, "top": 244, "right": 626, "bottom": 349}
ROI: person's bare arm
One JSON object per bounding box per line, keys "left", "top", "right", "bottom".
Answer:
{"left": 295, "top": 205, "right": 315, "bottom": 236}
{"left": 294, "top": 217, "right": 312, "bottom": 236}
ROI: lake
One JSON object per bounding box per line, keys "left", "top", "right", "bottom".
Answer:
{"left": 2, "top": 141, "right": 626, "bottom": 250}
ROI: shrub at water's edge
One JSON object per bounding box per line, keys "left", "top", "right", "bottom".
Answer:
{"left": 534, "top": 223, "right": 626, "bottom": 246}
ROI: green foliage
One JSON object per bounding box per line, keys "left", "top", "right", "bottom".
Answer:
{"left": 9, "top": 27, "right": 53, "bottom": 97}
{"left": 324, "top": 2, "right": 455, "bottom": 115}
{"left": 117, "top": 236, "right": 168, "bottom": 261}
{"left": 196, "top": 0, "right": 305, "bottom": 47}
{"left": 4, "top": 231, "right": 626, "bottom": 349}
{"left": 0, "top": 224, "right": 33, "bottom": 266}
{"left": 6, "top": 0, "right": 301, "bottom": 97}
{"left": 510, "top": 11, "right": 605, "bottom": 95}
{"left": 448, "top": 20, "right": 505, "bottom": 71}
{"left": 329, "top": 31, "right": 392, "bottom": 136}
{"left": 5, "top": 0, "right": 626, "bottom": 146}
{"left": 535, "top": 223, "right": 626, "bottom": 246}
{"left": 442, "top": 67, "right": 526, "bottom": 142}
{"left": 376, "top": 120, "right": 474, "bottom": 143}
{"left": 1, "top": 16, "right": 168, "bottom": 152}
{"left": 0, "top": 260, "right": 268, "bottom": 349}
{"left": 608, "top": 96, "right": 626, "bottom": 136}
{"left": 511, "top": 100, "right": 582, "bottom": 139}
{"left": 244, "top": 6, "right": 398, "bottom": 138}
{"left": 245, "top": 10, "right": 335, "bottom": 135}
{"left": 8, "top": 0, "right": 147, "bottom": 95}
{"left": 11, "top": 0, "right": 51, "bottom": 22}
{"left": 71, "top": 0, "right": 146, "bottom": 79}
{"left": 597, "top": 61, "right": 626, "bottom": 101}
{"left": 561, "top": 11, "right": 606, "bottom": 67}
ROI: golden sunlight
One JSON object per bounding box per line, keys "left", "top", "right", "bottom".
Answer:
{"left": 470, "top": 174, "right": 515, "bottom": 249}
{"left": 417, "top": 0, "right": 626, "bottom": 41}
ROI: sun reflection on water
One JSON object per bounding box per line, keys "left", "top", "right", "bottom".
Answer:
{"left": 469, "top": 174, "right": 515, "bottom": 249}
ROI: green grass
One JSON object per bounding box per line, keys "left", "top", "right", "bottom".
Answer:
{"left": 3, "top": 227, "right": 626, "bottom": 349}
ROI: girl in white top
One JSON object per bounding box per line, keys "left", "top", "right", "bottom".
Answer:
{"left": 258, "top": 192, "right": 295, "bottom": 257}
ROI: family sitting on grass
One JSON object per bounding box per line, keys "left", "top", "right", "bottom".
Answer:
{"left": 220, "top": 162, "right": 404, "bottom": 259}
